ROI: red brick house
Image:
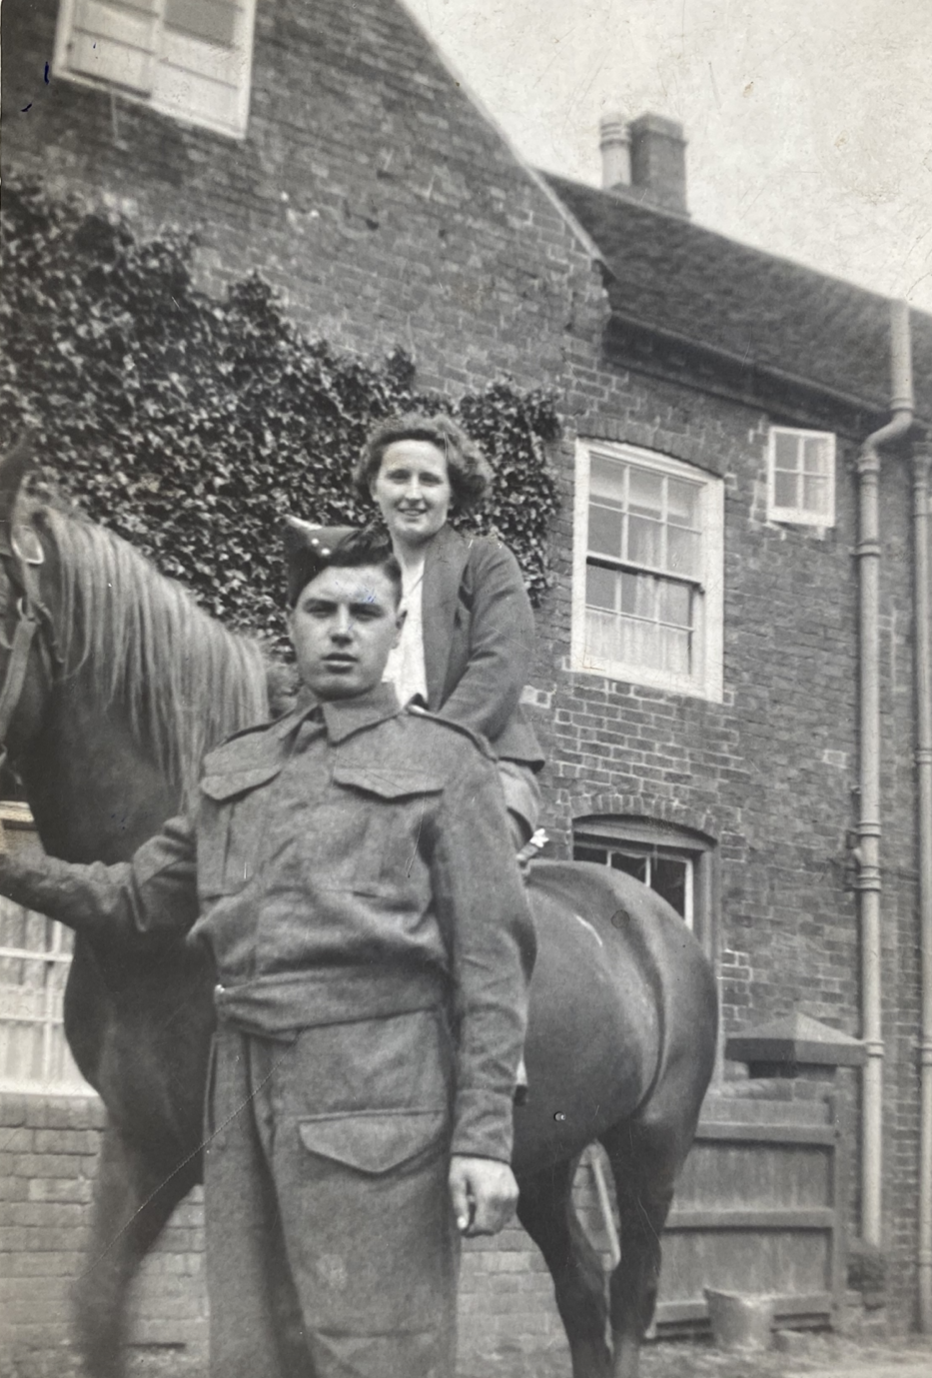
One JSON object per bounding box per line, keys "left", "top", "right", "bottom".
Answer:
{"left": 2, "top": 0, "right": 932, "bottom": 1367}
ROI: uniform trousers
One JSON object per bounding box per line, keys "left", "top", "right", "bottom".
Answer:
{"left": 203, "top": 1007, "right": 459, "bottom": 1378}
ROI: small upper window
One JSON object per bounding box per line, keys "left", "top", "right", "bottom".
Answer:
{"left": 572, "top": 441, "right": 724, "bottom": 701}
{"left": 767, "top": 427, "right": 836, "bottom": 528}
{"left": 53, "top": 0, "right": 257, "bottom": 140}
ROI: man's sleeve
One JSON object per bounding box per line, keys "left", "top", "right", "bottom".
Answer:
{"left": 430, "top": 743, "right": 537, "bottom": 1162}
{"left": 0, "top": 815, "right": 200, "bottom": 944}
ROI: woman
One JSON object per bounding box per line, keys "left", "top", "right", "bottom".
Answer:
{"left": 355, "top": 412, "right": 544, "bottom": 849}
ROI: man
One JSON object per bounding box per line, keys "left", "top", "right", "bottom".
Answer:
{"left": 0, "top": 525, "right": 536, "bottom": 1378}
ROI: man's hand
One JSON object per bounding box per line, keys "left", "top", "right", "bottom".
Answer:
{"left": 448, "top": 1154, "right": 518, "bottom": 1237}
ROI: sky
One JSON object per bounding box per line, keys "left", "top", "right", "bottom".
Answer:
{"left": 402, "top": 0, "right": 932, "bottom": 313}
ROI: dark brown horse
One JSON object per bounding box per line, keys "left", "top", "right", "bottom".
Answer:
{"left": 0, "top": 444, "right": 717, "bottom": 1378}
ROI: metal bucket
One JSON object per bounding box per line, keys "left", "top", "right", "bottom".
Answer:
{"left": 704, "top": 1288, "right": 776, "bottom": 1352}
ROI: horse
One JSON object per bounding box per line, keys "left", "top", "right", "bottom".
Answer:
{"left": 0, "top": 442, "right": 718, "bottom": 1378}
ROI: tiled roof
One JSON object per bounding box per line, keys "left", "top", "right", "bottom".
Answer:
{"left": 545, "top": 173, "right": 932, "bottom": 419}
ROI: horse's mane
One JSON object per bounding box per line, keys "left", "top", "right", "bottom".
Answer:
{"left": 35, "top": 504, "right": 271, "bottom": 808}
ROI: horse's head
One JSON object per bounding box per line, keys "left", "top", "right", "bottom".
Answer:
{"left": 0, "top": 437, "right": 62, "bottom": 774}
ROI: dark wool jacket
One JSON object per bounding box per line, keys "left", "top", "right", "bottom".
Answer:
{"left": 0, "top": 686, "right": 535, "bottom": 1163}
{"left": 421, "top": 524, "right": 544, "bottom": 769}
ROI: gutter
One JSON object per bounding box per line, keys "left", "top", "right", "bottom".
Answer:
{"left": 605, "top": 308, "right": 913, "bottom": 423}
{"left": 854, "top": 299, "right": 914, "bottom": 1250}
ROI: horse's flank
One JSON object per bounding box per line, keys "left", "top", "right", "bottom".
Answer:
{"left": 36, "top": 504, "right": 270, "bottom": 805}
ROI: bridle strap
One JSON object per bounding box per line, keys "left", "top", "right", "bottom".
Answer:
{"left": 0, "top": 533, "right": 62, "bottom": 775}
{"left": 0, "top": 606, "right": 40, "bottom": 772}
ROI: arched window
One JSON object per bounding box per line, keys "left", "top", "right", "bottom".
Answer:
{"left": 573, "top": 815, "right": 716, "bottom": 949}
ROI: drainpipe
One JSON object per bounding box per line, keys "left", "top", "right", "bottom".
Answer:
{"left": 913, "top": 434, "right": 932, "bottom": 1332}
{"left": 855, "top": 298, "right": 913, "bottom": 1249}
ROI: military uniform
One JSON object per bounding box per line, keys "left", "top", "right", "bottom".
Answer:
{"left": 0, "top": 683, "right": 535, "bottom": 1378}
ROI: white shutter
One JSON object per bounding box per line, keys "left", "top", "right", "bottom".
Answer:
{"left": 60, "top": 0, "right": 159, "bottom": 96}
{"left": 54, "top": 0, "right": 256, "bottom": 138}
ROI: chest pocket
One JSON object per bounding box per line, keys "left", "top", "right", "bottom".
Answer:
{"left": 197, "top": 762, "right": 283, "bottom": 899}
{"left": 330, "top": 765, "right": 443, "bottom": 896}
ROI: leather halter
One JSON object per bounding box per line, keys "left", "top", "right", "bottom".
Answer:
{"left": 0, "top": 523, "right": 62, "bottom": 773}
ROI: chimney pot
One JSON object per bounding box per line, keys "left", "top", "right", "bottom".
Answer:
{"left": 599, "top": 113, "right": 631, "bottom": 190}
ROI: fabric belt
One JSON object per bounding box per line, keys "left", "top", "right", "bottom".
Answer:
{"left": 213, "top": 967, "right": 447, "bottom": 1038}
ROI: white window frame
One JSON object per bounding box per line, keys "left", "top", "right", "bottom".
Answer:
{"left": 767, "top": 426, "right": 836, "bottom": 528}
{"left": 0, "top": 803, "right": 90, "bottom": 1095}
{"left": 53, "top": 0, "right": 258, "bottom": 140}
{"left": 571, "top": 439, "right": 724, "bottom": 702}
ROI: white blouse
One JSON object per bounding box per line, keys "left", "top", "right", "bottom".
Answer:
{"left": 383, "top": 556, "right": 428, "bottom": 705}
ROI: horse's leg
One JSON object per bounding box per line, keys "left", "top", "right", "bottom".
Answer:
{"left": 74, "top": 1120, "right": 198, "bottom": 1378}
{"left": 516, "top": 1157, "right": 611, "bottom": 1378}
{"left": 600, "top": 1122, "right": 681, "bottom": 1378}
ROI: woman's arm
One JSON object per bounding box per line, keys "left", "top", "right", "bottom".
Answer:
{"left": 437, "top": 540, "right": 535, "bottom": 744}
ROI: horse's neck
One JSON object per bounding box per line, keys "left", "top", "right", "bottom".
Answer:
{"left": 20, "top": 686, "right": 181, "bottom": 865}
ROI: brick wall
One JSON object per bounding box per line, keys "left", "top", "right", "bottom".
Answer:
{"left": 0, "top": 1093, "right": 209, "bottom": 1368}
{"left": 2, "top": 0, "right": 928, "bottom": 1354}
{"left": 0, "top": 1089, "right": 574, "bottom": 1371}
{"left": 2, "top": 0, "right": 605, "bottom": 397}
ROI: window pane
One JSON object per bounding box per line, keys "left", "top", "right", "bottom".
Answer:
{"left": 667, "top": 525, "right": 701, "bottom": 578}
{"left": 652, "top": 857, "right": 689, "bottom": 918}
{"left": 588, "top": 502, "right": 623, "bottom": 558}
{"left": 661, "top": 627, "right": 691, "bottom": 675}
{"left": 620, "top": 615, "right": 661, "bottom": 670}
{"left": 802, "top": 474, "right": 829, "bottom": 515}
{"left": 628, "top": 467, "right": 663, "bottom": 518}
{"left": 666, "top": 479, "right": 698, "bottom": 527}
{"left": 620, "top": 571, "right": 650, "bottom": 616}
{"left": 585, "top": 608, "right": 620, "bottom": 661}
{"left": 774, "top": 431, "right": 801, "bottom": 471}
{"left": 774, "top": 469, "right": 798, "bottom": 508}
{"left": 164, "top": 0, "right": 238, "bottom": 47}
{"left": 590, "top": 455, "right": 626, "bottom": 501}
{"left": 659, "top": 580, "right": 691, "bottom": 629}
{"left": 802, "top": 435, "right": 829, "bottom": 475}
{"left": 586, "top": 564, "right": 618, "bottom": 611}
{"left": 627, "top": 514, "right": 663, "bottom": 568}
{"left": 610, "top": 851, "right": 649, "bottom": 883}
{"left": 574, "top": 844, "right": 609, "bottom": 865}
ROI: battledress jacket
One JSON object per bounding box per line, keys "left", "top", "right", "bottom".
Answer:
{"left": 0, "top": 685, "right": 536, "bottom": 1163}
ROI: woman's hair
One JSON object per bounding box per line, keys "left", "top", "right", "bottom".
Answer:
{"left": 355, "top": 412, "right": 493, "bottom": 514}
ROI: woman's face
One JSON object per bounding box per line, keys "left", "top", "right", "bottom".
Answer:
{"left": 370, "top": 439, "right": 453, "bottom": 548}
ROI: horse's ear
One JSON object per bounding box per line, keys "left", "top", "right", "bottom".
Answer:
{"left": 0, "top": 435, "right": 37, "bottom": 547}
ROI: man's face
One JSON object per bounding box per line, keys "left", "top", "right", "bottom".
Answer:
{"left": 288, "top": 564, "right": 404, "bottom": 700}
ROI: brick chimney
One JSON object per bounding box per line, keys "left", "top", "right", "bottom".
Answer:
{"left": 599, "top": 111, "right": 688, "bottom": 218}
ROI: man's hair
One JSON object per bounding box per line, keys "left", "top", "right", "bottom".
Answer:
{"left": 289, "top": 533, "right": 402, "bottom": 608}
{"left": 354, "top": 412, "right": 493, "bottom": 514}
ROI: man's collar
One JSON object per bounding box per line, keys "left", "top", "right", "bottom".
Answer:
{"left": 320, "top": 682, "right": 403, "bottom": 742}
{"left": 274, "top": 681, "right": 402, "bottom": 742}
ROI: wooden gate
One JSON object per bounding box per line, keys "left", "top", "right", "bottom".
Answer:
{"left": 576, "top": 1090, "right": 847, "bottom": 1333}
{"left": 654, "top": 1092, "right": 847, "bottom": 1331}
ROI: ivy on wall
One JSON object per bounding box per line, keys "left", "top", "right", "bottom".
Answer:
{"left": 0, "top": 177, "right": 560, "bottom": 650}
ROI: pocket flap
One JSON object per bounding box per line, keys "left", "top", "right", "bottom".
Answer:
{"left": 332, "top": 765, "right": 443, "bottom": 799}
{"left": 298, "top": 1110, "right": 446, "bottom": 1174}
{"left": 200, "top": 763, "right": 282, "bottom": 801}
